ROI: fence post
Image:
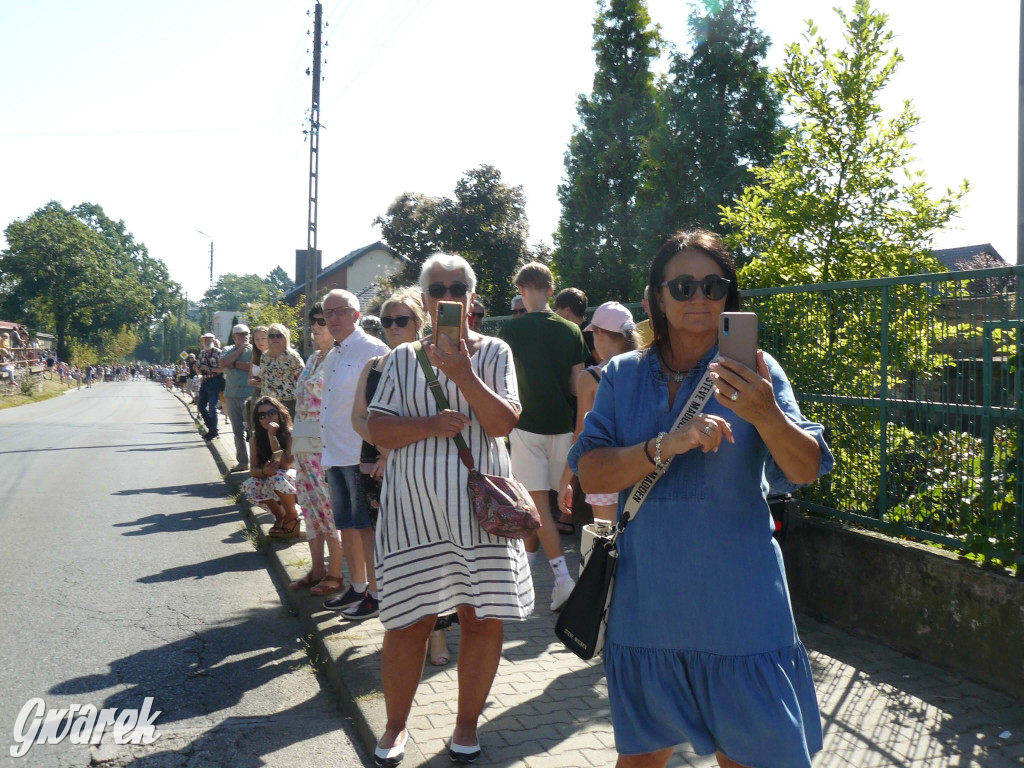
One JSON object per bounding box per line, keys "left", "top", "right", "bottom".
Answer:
{"left": 878, "top": 284, "right": 889, "bottom": 521}
{"left": 982, "top": 328, "right": 995, "bottom": 528}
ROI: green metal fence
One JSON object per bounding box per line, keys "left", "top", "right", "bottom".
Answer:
{"left": 746, "top": 265, "right": 1023, "bottom": 565}
{"left": 485, "top": 265, "right": 1024, "bottom": 565}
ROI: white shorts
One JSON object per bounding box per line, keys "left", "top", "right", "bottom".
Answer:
{"left": 509, "top": 429, "right": 572, "bottom": 493}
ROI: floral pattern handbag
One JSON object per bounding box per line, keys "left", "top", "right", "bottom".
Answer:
{"left": 413, "top": 342, "right": 540, "bottom": 539}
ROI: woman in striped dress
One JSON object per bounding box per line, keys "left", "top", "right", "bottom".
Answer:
{"left": 366, "top": 254, "right": 534, "bottom": 766}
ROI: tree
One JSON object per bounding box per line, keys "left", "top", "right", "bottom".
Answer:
{"left": 265, "top": 266, "right": 293, "bottom": 296}
{"left": 1, "top": 202, "right": 154, "bottom": 361}
{"left": 553, "top": 0, "right": 661, "bottom": 301}
{"left": 720, "top": 0, "right": 966, "bottom": 286}
{"left": 375, "top": 165, "right": 533, "bottom": 309}
{"left": 200, "top": 273, "right": 275, "bottom": 314}
{"left": 642, "top": 0, "right": 782, "bottom": 256}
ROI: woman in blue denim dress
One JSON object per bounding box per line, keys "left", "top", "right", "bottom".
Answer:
{"left": 569, "top": 230, "right": 833, "bottom": 768}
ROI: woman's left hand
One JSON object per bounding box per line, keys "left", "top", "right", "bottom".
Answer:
{"left": 266, "top": 420, "right": 279, "bottom": 434}
{"left": 710, "top": 351, "right": 778, "bottom": 426}
{"left": 424, "top": 338, "right": 473, "bottom": 385}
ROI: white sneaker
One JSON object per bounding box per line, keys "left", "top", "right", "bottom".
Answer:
{"left": 550, "top": 578, "right": 575, "bottom": 612}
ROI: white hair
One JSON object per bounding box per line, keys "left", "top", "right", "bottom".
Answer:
{"left": 419, "top": 253, "right": 477, "bottom": 295}
{"left": 323, "top": 288, "right": 360, "bottom": 311}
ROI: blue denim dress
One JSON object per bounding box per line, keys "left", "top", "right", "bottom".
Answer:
{"left": 568, "top": 347, "right": 833, "bottom": 766}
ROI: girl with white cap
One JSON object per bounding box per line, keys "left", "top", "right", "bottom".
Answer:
{"left": 558, "top": 301, "right": 639, "bottom": 524}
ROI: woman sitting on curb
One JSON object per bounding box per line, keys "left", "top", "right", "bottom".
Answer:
{"left": 242, "top": 395, "right": 301, "bottom": 539}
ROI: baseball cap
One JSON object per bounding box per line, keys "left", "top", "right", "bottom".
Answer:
{"left": 583, "top": 301, "right": 636, "bottom": 335}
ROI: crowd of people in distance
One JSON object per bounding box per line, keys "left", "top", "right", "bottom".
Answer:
{"left": 175, "top": 230, "right": 833, "bottom": 768}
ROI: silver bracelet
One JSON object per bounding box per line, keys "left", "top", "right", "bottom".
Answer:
{"left": 653, "top": 431, "right": 668, "bottom": 469}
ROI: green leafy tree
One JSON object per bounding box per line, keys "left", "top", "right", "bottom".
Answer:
{"left": 201, "top": 273, "right": 274, "bottom": 314}
{"left": 721, "top": 0, "right": 966, "bottom": 286}
{"left": 642, "top": 0, "right": 782, "bottom": 256}
{"left": 375, "top": 165, "right": 532, "bottom": 309}
{"left": 553, "top": 0, "right": 661, "bottom": 301}
{"left": 2, "top": 202, "right": 146, "bottom": 360}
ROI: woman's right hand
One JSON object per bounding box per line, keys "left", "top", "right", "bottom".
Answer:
{"left": 665, "top": 414, "right": 734, "bottom": 456}
{"left": 430, "top": 409, "right": 471, "bottom": 438}
{"left": 264, "top": 460, "right": 279, "bottom": 475}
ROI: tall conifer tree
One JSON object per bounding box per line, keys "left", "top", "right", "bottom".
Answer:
{"left": 643, "top": 0, "right": 781, "bottom": 257}
{"left": 554, "top": 0, "right": 661, "bottom": 301}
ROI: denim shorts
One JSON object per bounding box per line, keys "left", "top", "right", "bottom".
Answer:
{"left": 326, "top": 464, "right": 372, "bottom": 530}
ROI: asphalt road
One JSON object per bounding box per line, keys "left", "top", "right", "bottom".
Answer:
{"left": 0, "top": 381, "right": 370, "bottom": 767}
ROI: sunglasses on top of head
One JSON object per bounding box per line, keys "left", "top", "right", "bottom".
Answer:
{"left": 661, "top": 274, "right": 731, "bottom": 302}
{"left": 381, "top": 315, "right": 413, "bottom": 329}
{"left": 427, "top": 282, "right": 469, "bottom": 299}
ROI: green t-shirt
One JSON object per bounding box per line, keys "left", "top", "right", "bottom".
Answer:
{"left": 499, "top": 310, "right": 588, "bottom": 434}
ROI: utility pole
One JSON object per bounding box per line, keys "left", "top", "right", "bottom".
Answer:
{"left": 196, "top": 230, "right": 215, "bottom": 287}
{"left": 302, "top": 1, "right": 324, "bottom": 357}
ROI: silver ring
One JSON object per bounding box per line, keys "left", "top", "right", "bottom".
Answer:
{"left": 730, "top": 390, "right": 739, "bottom": 401}
{"left": 703, "top": 424, "right": 713, "bottom": 435}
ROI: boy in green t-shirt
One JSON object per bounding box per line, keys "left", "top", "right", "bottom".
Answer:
{"left": 499, "top": 263, "right": 587, "bottom": 611}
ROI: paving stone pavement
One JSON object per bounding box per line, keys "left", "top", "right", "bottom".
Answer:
{"left": 182, "top": 391, "right": 1024, "bottom": 768}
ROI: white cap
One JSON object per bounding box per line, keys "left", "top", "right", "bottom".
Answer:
{"left": 200, "top": 332, "right": 215, "bottom": 339}
{"left": 583, "top": 301, "right": 636, "bottom": 335}
{"left": 231, "top": 324, "right": 250, "bottom": 334}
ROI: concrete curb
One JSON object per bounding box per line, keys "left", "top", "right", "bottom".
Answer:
{"left": 169, "top": 388, "right": 430, "bottom": 766}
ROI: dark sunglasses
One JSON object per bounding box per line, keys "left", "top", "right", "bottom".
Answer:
{"left": 427, "top": 282, "right": 469, "bottom": 299}
{"left": 256, "top": 409, "right": 278, "bottom": 419}
{"left": 470, "top": 312, "right": 485, "bottom": 320}
{"left": 661, "top": 274, "right": 731, "bottom": 302}
{"left": 381, "top": 315, "right": 413, "bottom": 329}
{"left": 511, "top": 309, "right": 527, "bottom": 316}
{"left": 310, "top": 316, "right": 326, "bottom": 326}
{"left": 267, "top": 332, "right": 284, "bottom": 339}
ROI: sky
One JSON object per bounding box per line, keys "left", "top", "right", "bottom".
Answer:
{"left": 0, "top": 0, "right": 1018, "bottom": 302}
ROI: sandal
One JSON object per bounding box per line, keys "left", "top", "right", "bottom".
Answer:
{"left": 310, "top": 575, "right": 345, "bottom": 596}
{"left": 289, "top": 571, "right": 325, "bottom": 591}
{"left": 269, "top": 518, "right": 301, "bottom": 539}
{"left": 428, "top": 629, "right": 451, "bottom": 666}
{"left": 555, "top": 513, "right": 575, "bottom": 536}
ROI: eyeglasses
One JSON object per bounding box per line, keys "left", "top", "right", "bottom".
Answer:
{"left": 267, "top": 332, "right": 285, "bottom": 339}
{"left": 310, "top": 317, "right": 327, "bottom": 326}
{"left": 381, "top": 315, "right": 413, "bottom": 329}
{"left": 427, "top": 282, "right": 469, "bottom": 299}
{"left": 324, "top": 306, "right": 356, "bottom": 318}
{"left": 256, "top": 409, "right": 278, "bottom": 419}
{"left": 661, "top": 274, "right": 731, "bottom": 302}
{"left": 470, "top": 312, "right": 485, "bottom": 320}
{"left": 511, "top": 309, "right": 527, "bottom": 317}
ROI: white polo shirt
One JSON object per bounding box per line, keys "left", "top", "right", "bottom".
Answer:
{"left": 320, "top": 327, "right": 389, "bottom": 468}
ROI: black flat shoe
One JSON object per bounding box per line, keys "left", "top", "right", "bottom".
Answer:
{"left": 374, "top": 730, "right": 407, "bottom": 766}
{"left": 449, "top": 737, "right": 480, "bottom": 764}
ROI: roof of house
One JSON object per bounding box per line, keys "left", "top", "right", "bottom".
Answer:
{"left": 286, "top": 241, "right": 403, "bottom": 301}
{"left": 932, "top": 244, "right": 1007, "bottom": 271}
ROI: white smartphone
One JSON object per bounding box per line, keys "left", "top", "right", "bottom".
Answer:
{"left": 718, "top": 312, "right": 758, "bottom": 370}
{"left": 250, "top": 363, "right": 260, "bottom": 377}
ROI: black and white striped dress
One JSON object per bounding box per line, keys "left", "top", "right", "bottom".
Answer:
{"left": 368, "top": 337, "right": 535, "bottom": 630}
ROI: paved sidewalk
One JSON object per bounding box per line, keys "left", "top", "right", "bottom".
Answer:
{"left": 177, "top": 390, "right": 1024, "bottom": 768}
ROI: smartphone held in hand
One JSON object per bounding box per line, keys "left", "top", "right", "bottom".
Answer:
{"left": 433, "top": 301, "right": 464, "bottom": 349}
{"left": 718, "top": 312, "right": 758, "bottom": 370}
{"left": 271, "top": 449, "right": 283, "bottom": 463}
